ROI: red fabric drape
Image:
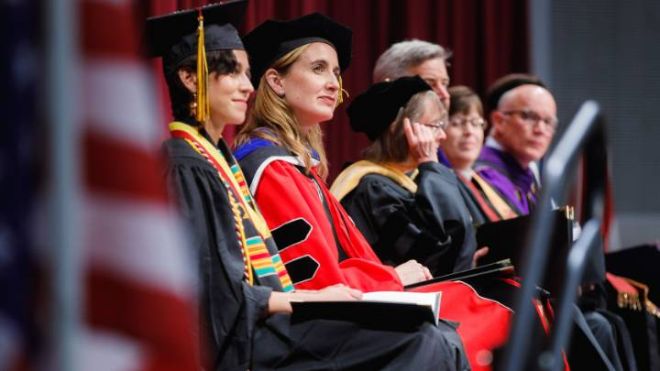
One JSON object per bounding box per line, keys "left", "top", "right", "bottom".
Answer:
{"left": 147, "top": 0, "right": 529, "bottom": 181}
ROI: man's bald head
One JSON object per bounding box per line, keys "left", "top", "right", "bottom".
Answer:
{"left": 489, "top": 84, "right": 557, "bottom": 167}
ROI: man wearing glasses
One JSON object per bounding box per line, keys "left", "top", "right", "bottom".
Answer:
{"left": 476, "top": 74, "right": 557, "bottom": 215}
{"left": 477, "top": 74, "right": 630, "bottom": 370}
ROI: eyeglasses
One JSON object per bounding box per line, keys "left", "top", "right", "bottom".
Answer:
{"left": 421, "top": 118, "right": 448, "bottom": 132}
{"left": 447, "top": 117, "right": 487, "bottom": 131}
{"left": 501, "top": 110, "right": 558, "bottom": 131}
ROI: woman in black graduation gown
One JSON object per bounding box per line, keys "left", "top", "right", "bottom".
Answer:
{"left": 147, "top": 3, "right": 465, "bottom": 370}
{"left": 331, "top": 76, "right": 479, "bottom": 276}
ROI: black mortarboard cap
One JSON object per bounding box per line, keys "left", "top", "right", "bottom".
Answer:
{"left": 243, "top": 12, "right": 352, "bottom": 87}
{"left": 347, "top": 76, "right": 431, "bottom": 141}
{"left": 144, "top": 0, "right": 247, "bottom": 73}
{"left": 485, "top": 73, "right": 546, "bottom": 113}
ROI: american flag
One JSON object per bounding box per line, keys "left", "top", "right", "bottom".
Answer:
{"left": 46, "top": 0, "right": 198, "bottom": 369}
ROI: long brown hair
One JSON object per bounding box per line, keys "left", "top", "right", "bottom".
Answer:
{"left": 235, "top": 45, "right": 330, "bottom": 179}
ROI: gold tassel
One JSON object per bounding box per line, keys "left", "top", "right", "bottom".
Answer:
{"left": 196, "top": 10, "right": 210, "bottom": 123}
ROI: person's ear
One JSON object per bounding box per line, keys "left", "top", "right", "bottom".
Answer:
{"left": 264, "top": 68, "right": 285, "bottom": 97}
{"left": 489, "top": 110, "right": 505, "bottom": 134}
{"left": 178, "top": 68, "right": 198, "bottom": 94}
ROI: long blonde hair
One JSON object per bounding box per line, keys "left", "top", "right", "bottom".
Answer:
{"left": 235, "top": 45, "right": 330, "bottom": 179}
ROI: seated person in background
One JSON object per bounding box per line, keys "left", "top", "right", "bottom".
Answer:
{"left": 152, "top": 4, "right": 467, "bottom": 370}
{"left": 372, "top": 39, "right": 485, "bottom": 265}
{"left": 440, "top": 85, "right": 518, "bottom": 225}
{"left": 474, "top": 74, "right": 553, "bottom": 214}
{"left": 476, "top": 73, "right": 627, "bottom": 371}
{"left": 331, "top": 76, "right": 476, "bottom": 276}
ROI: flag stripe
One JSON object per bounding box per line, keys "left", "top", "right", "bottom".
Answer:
{"left": 83, "top": 61, "right": 165, "bottom": 151}
{"left": 83, "top": 196, "right": 195, "bottom": 298}
{"left": 84, "top": 130, "right": 168, "bottom": 203}
{"left": 78, "top": 329, "right": 143, "bottom": 371}
{"left": 86, "top": 269, "right": 197, "bottom": 370}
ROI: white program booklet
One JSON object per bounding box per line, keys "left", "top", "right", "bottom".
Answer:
{"left": 361, "top": 291, "right": 441, "bottom": 324}
{"left": 290, "top": 290, "right": 442, "bottom": 328}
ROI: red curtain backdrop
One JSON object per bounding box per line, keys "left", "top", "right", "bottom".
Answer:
{"left": 147, "top": 0, "right": 529, "bottom": 181}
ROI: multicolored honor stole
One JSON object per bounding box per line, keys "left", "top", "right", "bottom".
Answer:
{"left": 457, "top": 173, "right": 502, "bottom": 222}
{"left": 169, "top": 122, "right": 293, "bottom": 291}
{"left": 472, "top": 173, "right": 518, "bottom": 220}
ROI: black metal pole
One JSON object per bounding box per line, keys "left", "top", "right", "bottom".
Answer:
{"left": 500, "top": 101, "right": 603, "bottom": 371}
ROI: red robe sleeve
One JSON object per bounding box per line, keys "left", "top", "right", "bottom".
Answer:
{"left": 253, "top": 160, "right": 402, "bottom": 292}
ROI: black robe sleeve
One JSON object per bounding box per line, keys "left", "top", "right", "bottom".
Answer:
{"left": 340, "top": 161, "right": 475, "bottom": 275}
{"left": 414, "top": 162, "right": 477, "bottom": 272}
{"left": 163, "top": 139, "right": 272, "bottom": 369}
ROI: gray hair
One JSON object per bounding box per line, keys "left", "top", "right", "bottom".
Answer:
{"left": 372, "top": 39, "right": 452, "bottom": 82}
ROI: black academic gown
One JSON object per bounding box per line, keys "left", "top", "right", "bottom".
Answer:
{"left": 339, "top": 161, "right": 477, "bottom": 276}
{"left": 163, "top": 135, "right": 467, "bottom": 371}
{"left": 456, "top": 179, "right": 489, "bottom": 226}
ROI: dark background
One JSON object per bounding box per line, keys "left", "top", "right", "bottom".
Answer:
{"left": 147, "top": 0, "right": 530, "bottom": 181}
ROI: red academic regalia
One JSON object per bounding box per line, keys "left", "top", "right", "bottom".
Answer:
{"left": 236, "top": 140, "right": 402, "bottom": 292}
{"left": 235, "top": 139, "right": 554, "bottom": 371}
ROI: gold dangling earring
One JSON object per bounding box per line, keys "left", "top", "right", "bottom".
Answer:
{"left": 336, "top": 75, "right": 349, "bottom": 107}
